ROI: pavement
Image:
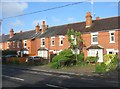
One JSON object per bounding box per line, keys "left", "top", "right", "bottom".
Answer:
{"left": 2, "top": 64, "right": 119, "bottom": 81}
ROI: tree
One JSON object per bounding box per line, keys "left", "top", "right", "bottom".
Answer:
{"left": 67, "top": 29, "right": 84, "bottom": 61}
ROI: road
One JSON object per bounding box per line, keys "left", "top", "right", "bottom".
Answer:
{"left": 2, "top": 65, "right": 119, "bottom": 89}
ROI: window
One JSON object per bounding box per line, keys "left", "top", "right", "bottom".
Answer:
{"left": 17, "top": 41, "right": 20, "bottom": 48}
{"left": 106, "top": 49, "right": 114, "bottom": 54}
{"left": 59, "top": 36, "right": 64, "bottom": 46}
{"left": 109, "top": 31, "right": 115, "bottom": 43}
{"left": 41, "top": 38, "right": 45, "bottom": 47}
{"left": 23, "top": 40, "right": 27, "bottom": 48}
{"left": 91, "top": 32, "right": 98, "bottom": 44}
{"left": 51, "top": 37, "right": 55, "bottom": 46}
{"left": 13, "top": 41, "right": 15, "bottom": 48}
{"left": 7, "top": 42, "right": 10, "bottom": 48}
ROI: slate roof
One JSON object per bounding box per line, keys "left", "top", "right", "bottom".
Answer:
{"left": 38, "top": 16, "right": 120, "bottom": 38}
{"left": 0, "top": 16, "right": 119, "bottom": 42}
{"left": 8, "top": 30, "right": 36, "bottom": 41}
{"left": 0, "top": 34, "right": 9, "bottom": 42}
{"left": 86, "top": 45, "right": 104, "bottom": 50}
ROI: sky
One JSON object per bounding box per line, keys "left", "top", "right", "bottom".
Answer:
{"left": 0, "top": 0, "right": 119, "bottom": 35}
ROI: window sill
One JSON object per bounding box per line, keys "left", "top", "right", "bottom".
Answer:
{"left": 91, "top": 42, "right": 98, "bottom": 45}
{"left": 110, "top": 41, "right": 115, "bottom": 43}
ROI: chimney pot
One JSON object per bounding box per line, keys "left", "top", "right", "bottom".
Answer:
{"left": 10, "top": 28, "right": 14, "bottom": 38}
{"left": 42, "top": 21, "right": 46, "bottom": 34}
{"left": 35, "top": 23, "right": 40, "bottom": 34}
{"left": 96, "top": 17, "right": 100, "bottom": 20}
{"left": 86, "top": 12, "right": 92, "bottom": 28}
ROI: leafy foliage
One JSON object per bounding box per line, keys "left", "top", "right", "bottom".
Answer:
{"left": 95, "top": 54, "right": 118, "bottom": 73}
{"left": 86, "top": 56, "right": 98, "bottom": 63}
{"left": 2, "top": 50, "right": 17, "bottom": 56}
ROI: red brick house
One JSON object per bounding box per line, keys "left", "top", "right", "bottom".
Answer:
{"left": 0, "top": 12, "right": 120, "bottom": 62}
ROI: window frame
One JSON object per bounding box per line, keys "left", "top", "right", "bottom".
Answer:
{"left": 91, "top": 32, "right": 98, "bottom": 44}
{"left": 23, "top": 40, "right": 27, "bottom": 48}
{"left": 109, "top": 31, "right": 115, "bottom": 43}
{"left": 41, "top": 38, "right": 45, "bottom": 47}
{"left": 51, "top": 37, "right": 55, "bottom": 46}
{"left": 59, "top": 36, "right": 64, "bottom": 46}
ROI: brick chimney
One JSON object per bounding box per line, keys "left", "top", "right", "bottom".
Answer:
{"left": 35, "top": 23, "right": 40, "bottom": 34}
{"left": 96, "top": 17, "right": 100, "bottom": 20}
{"left": 10, "top": 29, "right": 14, "bottom": 38}
{"left": 86, "top": 12, "right": 92, "bottom": 28}
{"left": 42, "top": 21, "right": 46, "bottom": 34}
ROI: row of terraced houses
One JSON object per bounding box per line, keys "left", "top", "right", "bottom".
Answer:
{"left": 0, "top": 12, "right": 120, "bottom": 62}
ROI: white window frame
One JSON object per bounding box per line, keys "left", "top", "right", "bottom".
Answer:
{"left": 13, "top": 41, "right": 15, "bottom": 48}
{"left": 51, "top": 37, "right": 55, "bottom": 46}
{"left": 41, "top": 38, "right": 45, "bottom": 47}
{"left": 109, "top": 31, "right": 115, "bottom": 43}
{"left": 91, "top": 32, "right": 98, "bottom": 44}
{"left": 59, "top": 36, "right": 64, "bottom": 46}
{"left": 106, "top": 49, "right": 114, "bottom": 54}
{"left": 17, "top": 41, "right": 20, "bottom": 48}
{"left": 23, "top": 40, "right": 27, "bottom": 48}
{"left": 7, "top": 42, "right": 10, "bottom": 48}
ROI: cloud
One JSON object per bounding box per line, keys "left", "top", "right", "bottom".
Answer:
{"left": 51, "top": 16, "right": 61, "bottom": 22}
{"left": 67, "top": 17, "right": 75, "bottom": 22}
{"left": 2, "top": 2, "right": 28, "bottom": 18}
{"left": 10, "top": 19, "right": 24, "bottom": 27}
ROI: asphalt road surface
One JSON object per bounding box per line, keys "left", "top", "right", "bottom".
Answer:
{"left": 2, "top": 65, "right": 119, "bottom": 89}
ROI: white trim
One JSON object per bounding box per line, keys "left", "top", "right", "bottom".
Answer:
{"left": 51, "top": 36, "right": 55, "bottom": 46}
{"left": 13, "top": 41, "right": 15, "bottom": 48}
{"left": 7, "top": 42, "right": 10, "bottom": 48}
{"left": 41, "top": 38, "right": 45, "bottom": 47}
{"left": 17, "top": 41, "right": 20, "bottom": 48}
{"left": 109, "top": 31, "right": 115, "bottom": 43}
{"left": 23, "top": 40, "right": 27, "bottom": 48}
{"left": 106, "top": 49, "right": 115, "bottom": 54}
{"left": 91, "top": 32, "right": 98, "bottom": 44}
{"left": 59, "top": 36, "right": 64, "bottom": 46}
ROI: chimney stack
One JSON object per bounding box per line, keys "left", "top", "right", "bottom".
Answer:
{"left": 35, "top": 23, "right": 40, "bottom": 34}
{"left": 42, "top": 21, "right": 46, "bottom": 34}
{"left": 86, "top": 12, "right": 92, "bottom": 28}
{"left": 10, "top": 29, "right": 14, "bottom": 38}
{"left": 96, "top": 17, "right": 100, "bottom": 20}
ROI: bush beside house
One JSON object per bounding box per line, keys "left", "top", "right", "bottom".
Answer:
{"left": 95, "top": 54, "right": 118, "bottom": 73}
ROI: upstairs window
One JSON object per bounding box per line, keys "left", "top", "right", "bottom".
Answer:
{"left": 23, "top": 40, "right": 27, "bottom": 48}
{"left": 17, "top": 41, "right": 20, "bottom": 48}
{"left": 13, "top": 41, "right": 15, "bottom": 48}
{"left": 7, "top": 42, "right": 10, "bottom": 48}
{"left": 91, "top": 32, "right": 98, "bottom": 44}
{"left": 51, "top": 37, "right": 55, "bottom": 46}
{"left": 109, "top": 31, "right": 115, "bottom": 43}
{"left": 41, "top": 38, "right": 45, "bottom": 47}
{"left": 59, "top": 36, "right": 64, "bottom": 46}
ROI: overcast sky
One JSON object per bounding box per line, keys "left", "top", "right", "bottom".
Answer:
{"left": 1, "top": 0, "right": 119, "bottom": 35}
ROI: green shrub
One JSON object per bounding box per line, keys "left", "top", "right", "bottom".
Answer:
{"left": 86, "top": 56, "right": 98, "bottom": 63}
{"left": 51, "top": 62, "right": 59, "bottom": 69}
{"left": 2, "top": 50, "right": 17, "bottom": 56}
{"left": 9, "top": 59, "right": 20, "bottom": 65}
{"left": 77, "top": 53, "right": 84, "bottom": 62}
{"left": 95, "top": 54, "right": 118, "bottom": 73}
{"left": 52, "top": 49, "right": 74, "bottom": 62}
{"left": 95, "top": 63, "right": 106, "bottom": 73}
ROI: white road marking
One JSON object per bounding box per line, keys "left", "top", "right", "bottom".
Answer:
{"left": 46, "top": 84, "right": 68, "bottom": 89}
{"left": 2, "top": 75, "right": 24, "bottom": 81}
{"left": 59, "top": 75, "right": 71, "bottom": 79}
{"left": 43, "top": 73, "right": 53, "bottom": 76}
